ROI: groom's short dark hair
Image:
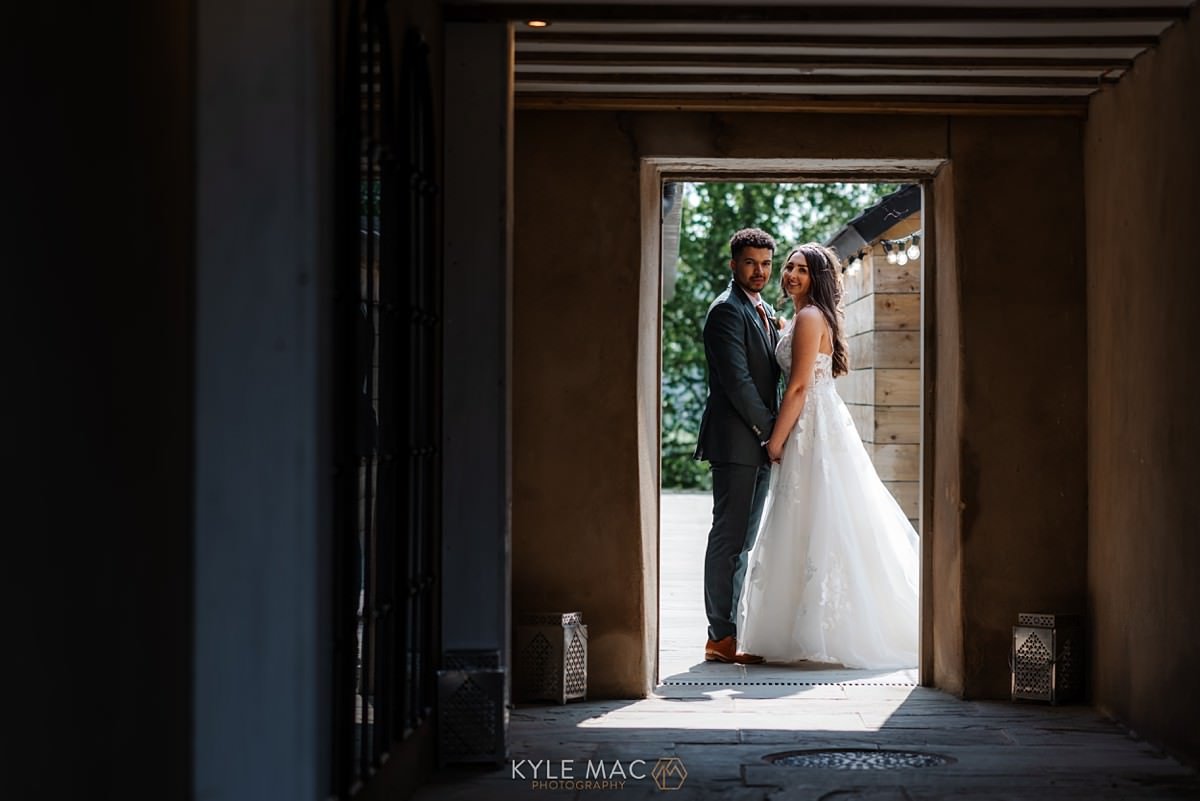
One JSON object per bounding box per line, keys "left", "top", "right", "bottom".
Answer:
{"left": 730, "top": 228, "right": 777, "bottom": 260}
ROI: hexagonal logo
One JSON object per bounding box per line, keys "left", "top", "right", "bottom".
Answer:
{"left": 651, "top": 757, "right": 687, "bottom": 791}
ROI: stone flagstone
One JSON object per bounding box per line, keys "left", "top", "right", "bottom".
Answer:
{"left": 411, "top": 494, "right": 1200, "bottom": 800}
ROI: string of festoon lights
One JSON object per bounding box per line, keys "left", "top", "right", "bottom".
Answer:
{"left": 843, "top": 232, "right": 922, "bottom": 276}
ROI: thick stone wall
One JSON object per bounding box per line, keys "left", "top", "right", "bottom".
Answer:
{"left": 513, "top": 113, "right": 648, "bottom": 696}
{"left": 1085, "top": 10, "right": 1200, "bottom": 764}
{"left": 946, "top": 116, "right": 1088, "bottom": 698}
{"left": 9, "top": 4, "right": 195, "bottom": 798}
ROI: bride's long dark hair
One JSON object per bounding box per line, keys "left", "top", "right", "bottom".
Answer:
{"left": 780, "top": 243, "right": 849, "bottom": 377}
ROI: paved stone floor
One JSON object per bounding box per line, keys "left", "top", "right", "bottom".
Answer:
{"left": 414, "top": 493, "right": 1200, "bottom": 800}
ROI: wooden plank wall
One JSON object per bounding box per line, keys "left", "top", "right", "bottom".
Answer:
{"left": 836, "top": 216, "right": 922, "bottom": 529}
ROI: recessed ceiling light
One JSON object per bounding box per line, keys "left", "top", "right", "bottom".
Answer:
{"left": 526, "top": 19, "right": 550, "bottom": 28}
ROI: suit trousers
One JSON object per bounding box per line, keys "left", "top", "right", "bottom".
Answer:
{"left": 704, "top": 461, "right": 771, "bottom": 642}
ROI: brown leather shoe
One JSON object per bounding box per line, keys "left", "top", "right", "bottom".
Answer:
{"left": 704, "top": 635, "right": 765, "bottom": 664}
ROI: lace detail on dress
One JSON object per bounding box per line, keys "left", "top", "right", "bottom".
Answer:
{"left": 817, "top": 550, "right": 850, "bottom": 632}
{"left": 797, "top": 552, "right": 851, "bottom": 631}
{"left": 775, "top": 320, "right": 837, "bottom": 460}
{"left": 811, "top": 352, "right": 833, "bottom": 386}
{"left": 774, "top": 319, "right": 835, "bottom": 389}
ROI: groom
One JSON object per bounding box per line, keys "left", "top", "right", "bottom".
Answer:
{"left": 693, "top": 227, "right": 781, "bottom": 664}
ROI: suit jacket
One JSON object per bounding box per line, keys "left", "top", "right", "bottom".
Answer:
{"left": 693, "top": 281, "right": 783, "bottom": 466}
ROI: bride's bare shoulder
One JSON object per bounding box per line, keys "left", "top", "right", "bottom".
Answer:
{"left": 794, "top": 305, "right": 824, "bottom": 335}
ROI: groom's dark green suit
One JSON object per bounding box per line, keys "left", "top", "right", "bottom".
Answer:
{"left": 694, "top": 281, "right": 782, "bottom": 643}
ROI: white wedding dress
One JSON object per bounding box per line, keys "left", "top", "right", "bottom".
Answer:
{"left": 736, "top": 318, "right": 920, "bottom": 669}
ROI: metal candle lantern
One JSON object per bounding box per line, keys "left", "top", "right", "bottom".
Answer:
{"left": 515, "top": 611, "right": 588, "bottom": 704}
{"left": 436, "top": 649, "right": 507, "bottom": 765}
{"left": 1011, "top": 613, "right": 1083, "bottom": 704}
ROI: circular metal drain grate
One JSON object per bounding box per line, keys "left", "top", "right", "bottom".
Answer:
{"left": 766, "top": 749, "right": 953, "bottom": 770}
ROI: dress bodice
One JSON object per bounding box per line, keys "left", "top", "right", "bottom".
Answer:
{"left": 775, "top": 319, "right": 835, "bottom": 388}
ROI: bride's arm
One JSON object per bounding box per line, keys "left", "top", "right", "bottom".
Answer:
{"left": 766, "top": 307, "right": 824, "bottom": 462}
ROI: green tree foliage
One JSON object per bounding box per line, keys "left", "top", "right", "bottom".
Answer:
{"left": 662, "top": 182, "right": 901, "bottom": 490}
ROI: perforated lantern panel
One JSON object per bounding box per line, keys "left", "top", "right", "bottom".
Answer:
{"left": 1013, "top": 627, "right": 1053, "bottom": 701}
{"left": 437, "top": 651, "right": 506, "bottom": 765}
{"left": 1012, "top": 613, "right": 1083, "bottom": 704}
{"left": 515, "top": 612, "right": 588, "bottom": 704}
{"left": 564, "top": 629, "right": 587, "bottom": 697}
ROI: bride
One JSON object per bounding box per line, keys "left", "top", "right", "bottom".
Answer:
{"left": 736, "top": 243, "right": 919, "bottom": 670}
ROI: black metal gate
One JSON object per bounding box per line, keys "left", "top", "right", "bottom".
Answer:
{"left": 332, "top": 2, "right": 440, "bottom": 795}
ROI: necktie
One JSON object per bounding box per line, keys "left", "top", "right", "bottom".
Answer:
{"left": 754, "top": 303, "right": 771, "bottom": 338}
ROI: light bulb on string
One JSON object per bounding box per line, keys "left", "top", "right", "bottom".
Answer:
{"left": 884, "top": 241, "right": 897, "bottom": 264}
{"left": 907, "top": 234, "right": 921, "bottom": 260}
{"left": 896, "top": 249, "right": 909, "bottom": 266}
{"left": 848, "top": 253, "right": 862, "bottom": 276}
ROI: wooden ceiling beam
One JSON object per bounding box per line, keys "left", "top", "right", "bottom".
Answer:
{"left": 517, "top": 51, "right": 1134, "bottom": 71}
{"left": 449, "top": 3, "right": 1189, "bottom": 24}
{"left": 515, "top": 32, "right": 1161, "bottom": 48}
{"left": 516, "top": 71, "right": 1112, "bottom": 88}
{"left": 514, "top": 92, "right": 1089, "bottom": 116}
